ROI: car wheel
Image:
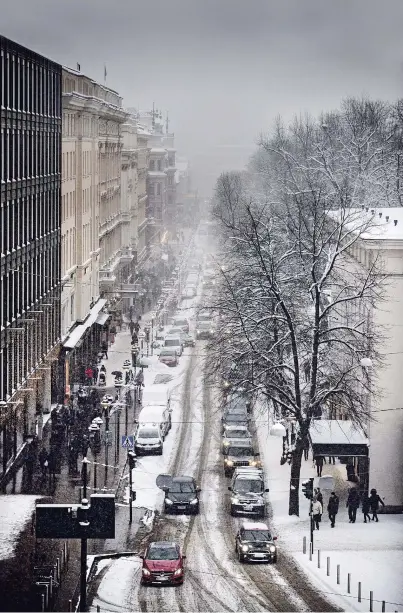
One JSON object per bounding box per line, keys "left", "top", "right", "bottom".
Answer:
{"left": 230, "top": 506, "right": 236, "bottom": 517}
{"left": 157, "top": 448, "right": 163, "bottom": 456}
{"left": 272, "top": 555, "right": 277, "bottom": 563}
{"left": 238, "top": 550, "right": 245, "bottom": 563}
{"left": 259, "top": 508, "right": 265, "bottom": 518}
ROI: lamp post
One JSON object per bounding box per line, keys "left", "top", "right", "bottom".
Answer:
{"left": 101, "top": 399, "right": 110, "bottom": 485}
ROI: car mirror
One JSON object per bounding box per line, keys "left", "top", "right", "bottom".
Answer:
{"left": 228, "top": 486, "right": 232, "bottom": 491}
{"left": 273, "top": 536, "right": 277, "bottom": 541}
{"left": 265, "top": 488, "right": 270, "bottom": 492}
{"left": 182, "top": 554, "right": 187, "bottom": 559}
{"left": 254, "top": 452, "right": 260, "bottom": 457}
{"left": 139, "top": 554, "right": 144, "bottom": 559}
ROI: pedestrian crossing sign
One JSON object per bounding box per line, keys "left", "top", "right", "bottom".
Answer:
{"left": 121, "top": 435, "right": 134, "bottom": 449}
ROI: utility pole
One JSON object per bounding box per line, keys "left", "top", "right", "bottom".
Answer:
{"left": 302, "top": 478, "right": 314, "bottom": 554}
{"left": 79, "top": 462, "right": 89, "bottom": 612}
{"left": 127, "top": 451, "right": 136, "bottom": 524}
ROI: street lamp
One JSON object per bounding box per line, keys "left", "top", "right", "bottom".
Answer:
{"left": 269, "top": 422, "right": 287, "bottom": 437}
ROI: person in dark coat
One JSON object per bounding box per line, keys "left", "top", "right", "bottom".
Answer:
{"left": 347, "top": 487, "right": 361, "bottom": 523}
{"left": 315, "top": 455, "right": 324, "bottom": 477}
{"left": 101, "top": 341, "right": 108, "bottom": 359}
{"left": 38, "top": 447, "right": 49, "bottom": 477}
{"left": 129, "top": 321, "right": 135, "bottom": 336}
{"left": 327, "top": 492, "right": 339, "bottom": 527}
{"left": 368, "top": 488, "right": 385, "bottom": 522}
{"left": 134, "top": 322, "right": 140, "bottom": 334}
{"left": 361, "top": 494, "right": 371, "bottom": 523}
{"left": 303, "top": 437, "right": 309, "bottom": 461}
{"left": 314, "top": 487, "right": 323, "bottom": 507}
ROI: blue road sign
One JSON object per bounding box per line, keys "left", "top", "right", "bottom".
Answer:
{"left": 121, "top": 435, "right": 135, "bottom": 449}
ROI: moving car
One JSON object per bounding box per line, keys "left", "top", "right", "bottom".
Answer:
{"left": 223, "top": 440, "right": 261, "bottom": 477}
{"left": 140, "top": 541, "right": 186, "bottom": 585}
{"left": 228, "top": 468, "right": 269, "bottom": 517}
{"left": 134, "top": 423, "right": 164, "bottom": 455}
{"left": 221, "top": 411, "right": 250, "bottom": 433}
{"left": 235, "top": 522, "right": 277, "bottom": 563}
{"left": 182, "top": 286, "right": 196, "bottom": 299}
{"left": 196, "top": 321, "right": 214, "bottom": 340}
{"left": 222, "top": 425, "right": 252, "bottom": 452}
{"left": 163, "top": 476, "right": 201, "bottom": 514}
{"left": 164, "top": 335, "right": 183, "bottom": 356}
{"left": 172, "top": 317, "right": 190, "bottom": 333}
{"left": 159, "top": 349, "right": 179, "bottom": 367}
{"left": 181, "top": 332, "right": 195, "bottom": 347}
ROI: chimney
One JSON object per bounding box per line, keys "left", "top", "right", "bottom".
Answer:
{"left": 371, "top": 209, "right": 375, "bottom": 215}
{"left": 365, "top": 207, "right": 369, "bottom": 212}
{"left": 379, "top": 212, "right": 382, "bottom": 218}
{"left": 394, "top": 219, "right": 398, "bottom": 226}
{"left": 386, "top": 216, "right": 390, "bottom": 222}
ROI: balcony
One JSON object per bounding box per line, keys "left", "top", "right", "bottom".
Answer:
{"left": 119, "top": 247, "right": 134, "bottom": 263}
{"left": 99, "top": 270, "right": 117, "bottom": 286}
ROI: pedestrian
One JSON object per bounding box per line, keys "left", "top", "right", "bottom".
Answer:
{"left": 134, "top": 322, "right": 140, "bottom": 334}
{"left": 85, "top": 366, "right": 94, "bottom": 385}
{"left": 315, "top": 455, "right": 324, "bottom": 477}
{"left": 346, "top": 486, "right": 361, "bottom": 523}
{"left": 327, "top": 491, "right": 339, "bottom": 528}
{"left": 312, "top": 496, "right": 323, "bottom": 530}
{"left": 314, "top": 487, "right": 323, "bottom": 507}
{"left": 48, "top": 448, "right": 57, "bottom": 482}
{"left": 109, "top": 324, "right": 117, "bottom": 344}
{"left": 129, "top": 321, "right": 135, "bottom": 336}
{"left": 303, "top": 438, "right": 309, "bottom": 461}
{"left": 328, "top": 456, "right": 335, "bottom": 465}
{"left": 362, "top": 493, "right": 371, "bottom": 523}
{"left": 93, "top": 366, "right": 99, "bottom": 384}
{"left": 101, "top": 341, "right": 108, "bottom": 359}
{"left": 132, "top": 332, "right": 138, "bottom": 344}
{"left": 368, "top": 488, "right": 385, "bottom": 522}
{"left": 38, "top": 447, "right": 49, "bottom": 477}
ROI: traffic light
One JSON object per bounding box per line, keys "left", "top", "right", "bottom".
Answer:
{"left": 132, "top": 491, "right": 136, "bottom": 501}
{"left": 302, "top": 478, "right": 314, "bottom": 499}
{"left": 128, "top": 451, "right": 136, "bottom": 470}
{"left": 145, "top": 328, "right": 150, "bottom": 343}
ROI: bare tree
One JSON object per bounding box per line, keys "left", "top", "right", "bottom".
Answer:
{"left": 210, "top": 107, "right": 390, "bottom": 516}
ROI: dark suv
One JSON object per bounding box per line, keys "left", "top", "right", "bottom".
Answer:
{"left": 223, "top": 440, "right": 261, "bottom": 477}
{"left": 235, "top": 521, "right": 278, "bottom": 563}
{"left": 163, "top": 476, "right": 201, "bottom": 514}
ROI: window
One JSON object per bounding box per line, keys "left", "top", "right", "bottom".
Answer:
{"left": 157, "top": 160, "right": 161, "bottom": 171}
{"left": 150, "top": 159, "right": 155, "bottom": 171}
{"left": 157, "top": 183, "right": 161, "bottom": 196}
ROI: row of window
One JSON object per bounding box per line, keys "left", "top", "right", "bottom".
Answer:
{"left": 0, "top": 191, "right": 60, "bottom": 254}
{"left": 1, "top": 248, "right": 60, "bottom": 329}
{"left": 62, "top": 150, "right": 76, "bottom": 180}
{"left": 62, "top": 191, "right": 76, "bottom": 223}
{"left": 61, "top": 227, "right": 76, "bottom": 274}
{"left": 0, "top": 48, "right": 61, "bottom": 117}
{"left": 0, "top": 127, "right": 60, "bottom": 182}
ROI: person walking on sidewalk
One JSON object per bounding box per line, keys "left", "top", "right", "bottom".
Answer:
{"left": 362, "top": 493, "right": 371, "bottom": 523}
{"left": 314, "top": 487, "right": 323, "bottom": 507}
{"left": 129, "top": 320, "right": 135, "bottom": 336}
{"left": 315, "top": 455, "right": 324, "bottom": 477}
{"left": 101, "top": 341, "right": 108, "bottom": 359}
{"left": 327, "top": 492, "right": 339, "bottom": 527}
{"left": 38, "top": 447, "right": 49, "bottom": 477}
{"left": 312, "top": 496, "right": 323, "bottom": 530}
{"left": 347, "top": 486, "right": 361, "bottom": 523}
{"left": 303, "top": 437, "right": 309, "bottom": 461}
{"left": 85, "top": 366, "right": 94, "bottom": 386}
{"left": 368, "top": 488, "right": 385, "bottom": 522}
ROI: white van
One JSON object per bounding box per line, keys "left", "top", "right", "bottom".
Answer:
{"left": 164, "top": 334, "right": 183, "bottom": 356}
{"left": 136, "top": 385, "right": 172, "bottom": 439}
{"left": 142, "top": 385, "right": 171, "bottom": 411}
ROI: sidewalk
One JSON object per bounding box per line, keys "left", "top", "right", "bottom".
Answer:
{"left": 256, "top": 413, "right": 403, "bottom": 612}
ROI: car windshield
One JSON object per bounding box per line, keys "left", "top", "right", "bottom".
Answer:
{"left": 227, "top": 447, "right": 254, "bottom": 457}
{"left": 234, "top": 478, "right": 263, "bottom": 493}
{"left": 160, "top": 350, "right": 176, "bottom": 356}
{"left": 225, "top": 429, "right": 249, "bottom": 438}
{"left": 242, "top": 530, "right": 272, "bottom": 542}
{"left": 198, "top": 322, "right": 212, "bottom": 330}
{"left": 224, "top": 406, "right": 248, "bottom": 416}
{"left": 169, "top": 329, "right": 183, "bottom": 335}
{"left": 139, "top": 429, "right": 159, "bottom": 438}
{"left": 148, "top": 546, "right": 179, "bottom": 560}
{"left": 224, "top": 414, "right": 248, "bottom": 423}
{"left": 227, "top": 396, "right": 247, "bottom": 410}
{"left": 168, "top": 481, "right": 195, "bottom": 493}
{"left": 165, "top": 339, "right": 180, "bottom": 346}
{"left": 174, "top": 320, "right": 187, "bottom": 327}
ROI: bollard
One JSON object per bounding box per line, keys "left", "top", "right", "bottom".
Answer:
{"left": 326, "top": 556, "right": 330, "bottom": 577}
{"left": 317, "top": 549, "right": 320, "bottom": 568}
{"left": 336, "top": 564, "right": 340, "bottom": 585}
{"left": 358, "top": 581, "right": 362, "bottom": 603}
{"left": 369, "top": 591, "right": 373, "bottom": 612}
{"left": 347, "top": 573, "right": 351, "bottom": 594}
{"left": 303, "top": 536, "right": 306, "bottom": 554}
{"left": 68, "top": 599, "right": 72, "bottom": 612}
{"left": 41, "top": 593, "right": 45, "bottom": 612}
{"left": 97, "top": 606, "right": 101, "bottom": 612}
{"left": 381, "top": 601, "right": 385, "bottom": 612}
{"left": 309, "top": 542, "right": 312, "bottom": 561}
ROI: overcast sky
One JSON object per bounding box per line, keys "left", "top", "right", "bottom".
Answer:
{"left": 1, "top": 0, "right": 403, "bottom": 195}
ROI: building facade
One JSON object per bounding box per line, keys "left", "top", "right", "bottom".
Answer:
{"left": 0, "top": 36, "right": 62, "bottom": 479}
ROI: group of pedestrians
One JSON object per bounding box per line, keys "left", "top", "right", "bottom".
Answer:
{"left": 310, "top": 486, "right": 385, "bottom": 529}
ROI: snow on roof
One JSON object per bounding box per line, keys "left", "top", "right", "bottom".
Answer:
{"left": 148, "top": 171, "right": 167, "bottom": 177}
{"left": 241, "top": 521, "right": 270, "bottom": 530}
{"left": 63, "top": 299, "right": 107, "bottom": 349}
{"left": 0, "top": 495, "right": 39, "bottom": 560}
{"left": 329, "top": 208, "right": 403, "bottom": 242}
{"left": 150, "top": 148, "right": 167, "bottom": 154}
{"left": 309, "top": 419, "right": 368, "bottom": 446}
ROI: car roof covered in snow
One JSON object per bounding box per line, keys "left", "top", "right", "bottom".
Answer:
{"left": 241, "top": 521, "right": 270, "bottom": 531}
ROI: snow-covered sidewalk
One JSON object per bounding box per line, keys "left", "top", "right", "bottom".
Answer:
{"left": 256, "top": 412, "right": 403, "bottom": 612}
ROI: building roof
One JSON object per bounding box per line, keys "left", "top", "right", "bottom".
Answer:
{"left": 329, "top": 208, "right": 403, "bottom": 242}
{"left": 150, "top": 148, "right": 167, "bottom": 154}
{"left": 148, "top": 171, "right": 167, "bottom": 177}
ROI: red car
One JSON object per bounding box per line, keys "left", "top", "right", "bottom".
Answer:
{"left": 159, "top": 349, "right": 179, "bottom": 367}
{"left": 140, "top": 541, "right": 186, "bottom": 585}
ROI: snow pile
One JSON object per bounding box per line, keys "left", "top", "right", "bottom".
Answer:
{"left": 0, "top": 495, "right": 38, "bottom": 561}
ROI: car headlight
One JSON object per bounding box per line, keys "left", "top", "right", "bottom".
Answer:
{"left": 269, "top": 545, "right": 276, "bottom": 553}
{"left": 190, "top": 498, "right": 198, "bottom": 504}
{"left": 196, "top": 330, "right": 200, "bottom": 334}
{"left": 224, "top": 459, "right": 233, "bottom": 466}
{"left": 231, "top": 497, "right": 239, "bottom": 504}
{"left": 210, "top": 330, "right": 214, "bottom": 334}
{"left": 241, "top": 545, "right": 249, "bottom": 552}
{"left": 142, "top": 568, "right": 151, "bottom": 576}
{"left": 173, "top": 568, "right": 183, "bottom": 576}
{"left": 165, "top": 499, "right": 173, "bottom": 505}
{"left": 250, "top": 460, "right": 258, "bottom": 466}
{"left": 223, "top": 440, "right": 229, "bottom": 446}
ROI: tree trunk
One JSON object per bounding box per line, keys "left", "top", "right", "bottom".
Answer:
{"left": 288, "top": 443, "right": 304, "bottom": 516}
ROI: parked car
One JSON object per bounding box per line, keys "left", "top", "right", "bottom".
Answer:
{"left": 196, "top": 321, "right": 214, "bottom": 340}
{"left": 134, "top": 423, "right": 164, "bottom": 455}
{"left": 164, "top": 335, "right": 183, "bottom": 356}
{"left": 140, "top": 541, "right": 186, "bottom": 585}
{"left": 228, "top": 468, "right": 269, "bottom": 517}
{"left": 235, "top": 522, "right": 277, "bottom": 563}
{"left": 181, "top": 332, "right": 195, "bottom": 347}
{"left": 159, "top": 349, "right": 179, "bottom": 367}
{"left": 163, "top": 476, "right": 201, "bottom": 514}
{"left": 223, "top": 440, "right": 260, "bottom": 477}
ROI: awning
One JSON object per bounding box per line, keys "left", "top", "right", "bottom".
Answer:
{"left": 95, "top": 312, "right": 110, "bottom": 326}
{"left": 310, "top": 419, "right": 369, "bottom": 457}
{"left": 63, "top": 299, "right": 108, "bottom": 349}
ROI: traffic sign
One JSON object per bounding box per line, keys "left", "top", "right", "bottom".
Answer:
{"left": 121, "top": 435, "right": 135, "bottom": 449}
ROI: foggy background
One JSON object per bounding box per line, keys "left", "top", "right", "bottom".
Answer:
{"left": 1, "top": 0, "right": 403, "bottom": 197}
